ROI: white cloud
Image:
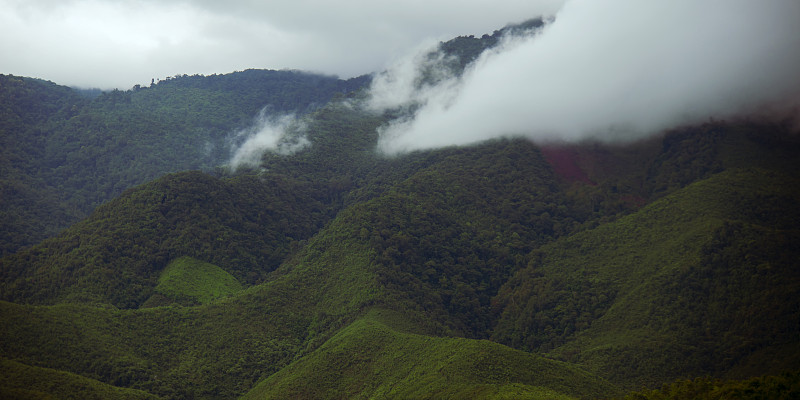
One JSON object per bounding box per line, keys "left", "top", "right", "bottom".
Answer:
{"left": 366, "top": 39, "right": 463, "bottom": 112}
{"left": 228, "top": 111, "right": 309, "bottom": 170}
{"left": 372, "top": 0, "right": 800, "bottom": 153}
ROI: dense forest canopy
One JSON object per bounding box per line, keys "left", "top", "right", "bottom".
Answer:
{"left": 0, "top": 70, "right": 369, "bottom": 256}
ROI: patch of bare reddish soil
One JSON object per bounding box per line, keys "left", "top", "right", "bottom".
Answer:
{"left": 540, "top": 146, "right": 596, "bottom": 185}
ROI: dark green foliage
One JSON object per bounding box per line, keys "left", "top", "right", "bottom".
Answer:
{"left": 146, "top": 69, "right": 369, "bottom": 115}
{"left": 0, "top": 170, "right": 336, "bottom": 308}
{"left": 0, "top": 357, "right": 159, "bottom": 400}
{"left": 351, "top": 140, "right": 582, "bottom": 337}
{"left": 491, "top": 266, "right": 616, "bottom": 353}
{"left": 243, "top": 310, "right": 621, "bottom": 400}
{"left": 0, "top": 71, "right": 369, "bottom": 256}
{"left": 0, "top": 198, "right": 384, "bottom": 399}
{"left": 0, "top": 75, "right": 89, "bottom": 254}
{"left": 645, "top": 124, "right": 725, "bottom": 196}
{"left": 612, "top": 371, "right": 800, "bottom": 400}
{"left": 641, "top": 121, "right": 800, "bottom": 198}
{"left": 0, "top": 298, "right": 306, "bottom": 399}
{"left": 2, "top": 115, "right": 799, "bottom": 398}
{"left": 492, "top": 167, "right": 800, "bottom": 389}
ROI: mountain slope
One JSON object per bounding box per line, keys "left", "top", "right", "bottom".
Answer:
{"left": 0, "top": 170, "right": 336, "bottom": 308}
{"left": 243, "top": 310, "right": 621, "bottom": 400}
{"left": 0, "top": 135, "right": 608, "bottom": 398}
{"left": 0, "top": 357, "right": 158, "bottom": 400}
{"left": 609, "top": 371, "right": 800, "bottom": 400}
{"left": 0, "top": 75, "right": 90, "bottom": 255}
{"left": 0, "top": 98, "right": 448, "bottom": 309}
{"left": 0, "top": 71, "right": 368, "bottom": 256}
{"left": 493, "top": 167, "right": 800, "bottom": 389}
{"left": 1, "top": 125, "right": 799, "bottom": 399}
{"left": 0, "top": 176, "right": 389, "bottom": 398}
{"left": 145, "top": 256, "right": 243, "bottom": 307}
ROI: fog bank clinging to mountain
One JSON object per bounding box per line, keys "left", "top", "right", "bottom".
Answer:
{"left": 370, "top": 0, "right": 800, "bottom": 154}
{"left": 228, "top": 111, "right": 309, "bottom": 169}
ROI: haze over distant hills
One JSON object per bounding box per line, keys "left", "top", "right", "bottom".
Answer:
{"left": 1, "top": 16, "right": 800, "bottom": 400}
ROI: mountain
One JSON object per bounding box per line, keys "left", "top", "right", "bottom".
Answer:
{"left": 2, "top": 22, "right": 800, "bottom": 400}
{"left": 0, "top": 71, "right": 369, "bottom": 256}
{"left": 493, "top": 167, "right": 800, "bottom": 387}
{"left": 242, "top": 310, "right": 620, "bottom": 399}
{"left": 0, "top": 18, "right": 544, "bottom": 257}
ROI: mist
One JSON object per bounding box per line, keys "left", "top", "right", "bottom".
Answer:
{"left": 228, "top": 110, "right": 309, "bottom": 170}
{"left": 370, "top": 0, "right": 800, "bottom": 154}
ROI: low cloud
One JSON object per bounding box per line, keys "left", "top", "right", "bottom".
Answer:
{"left": 228, "top": 110, "right": 309, "bottom": 170}
{"left": 370, "top": 0, "right": 800, "bottom": 154}
{"left": 366, "top": 39, "right": 463, "bottom": 112}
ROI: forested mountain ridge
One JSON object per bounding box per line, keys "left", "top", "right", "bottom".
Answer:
{"left": 0, "top": 17, "right": 541, "bottom": 257}
{"left": 2, "top": 105, "right": 799, "bottom": 399}
{"left": 0, "top": 71, "right": 368, "bottom": 256}
{"left": 2, "top": 21, "right": 800, "bottom": 400}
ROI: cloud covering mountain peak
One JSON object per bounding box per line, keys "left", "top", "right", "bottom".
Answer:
{"left": 369, "top": 0, "right": 800, "bottom": 154}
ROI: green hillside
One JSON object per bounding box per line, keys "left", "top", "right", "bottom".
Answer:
{"left": 0, "top": 71, "right": 368, "bottom": 255}
{"left": 0, "top": 170, "right": 339, "bottom": 308}
{"left": 2, "top": 121, "right": 798, "bottom": 398}
{"left": 145, "top": 256, "right": 243, "bottom": 307}
{"left": 244, "top": 310, "right": 620, "bottom": 400}
{"left": 608, "top": 371, "right": 800, "bottom": 400}
{"left": 0, "top": 75, "right": 88, "bottom": 255}
{"left": 493, "top": 167, "right": 800, "bottom": 388}
{"left": 0, "top": 357, "right": 158, "bottom": 400}
{"left": 0, "top": 186, "right": 387, "bottom": 398}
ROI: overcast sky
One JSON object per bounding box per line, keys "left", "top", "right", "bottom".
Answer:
{"left": 0, "top": 0, "right": 565, "bottom": 89}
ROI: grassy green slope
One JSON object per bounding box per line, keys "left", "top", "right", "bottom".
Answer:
{"left": 0, "top": 170, "right": 336, "bottom": 308}
{"left": 244, "top": 309, "right": 621, "bottom": 400}
{"left": 0, "top": 195, "right": 386, "bottom": 399}
{"left": 145, "top": 256, "right": 242, "bottom": 307}
{"left": 3, "top": 120, "right": 798, "bottom": 399}
{"left": 336, "top": 139, "right": 607, "bottom": 338}
{"left": 609, "top": 371, "right": 800, "bottom": 400}
{"left": 0, "top": 357, "right": 159, "bottom": 400}
{"left": 0, "top": 98, "right": 399, "bottom": 310}
{"left": 0, "top": 138, "right": 601, "bottom": 399}
{"left": 0, "top": 299, "right": 308, "bottom": 399}
{"left": 493, "top": 167, "right": 800, "bottom": 389}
